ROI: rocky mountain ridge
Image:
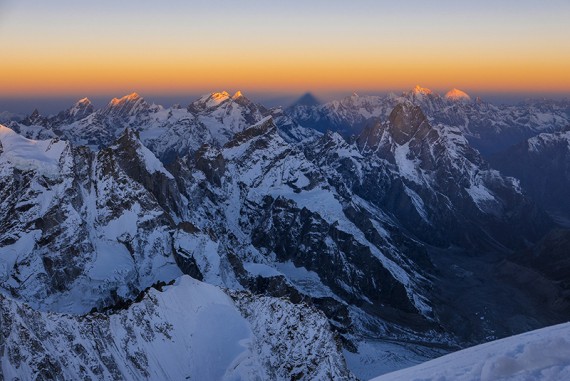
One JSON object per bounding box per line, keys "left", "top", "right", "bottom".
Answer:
{"left": 1, "top": 90, "right": 568, "bottom": 379}
{"left": 287, "top": 86, "right": 570, "bottom": 156}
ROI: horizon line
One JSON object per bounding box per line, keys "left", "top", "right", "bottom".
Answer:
{"left": 1, "top": 88, "right": 569, "bottom": 115}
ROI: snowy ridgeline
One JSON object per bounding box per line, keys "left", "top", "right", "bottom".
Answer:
{"left": 0, "top": 276, "right": 353, "bottom": 380}
{"left": 371, "top": 322, "right": 570, "bottom": 381}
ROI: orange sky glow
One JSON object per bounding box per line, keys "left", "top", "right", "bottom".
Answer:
{"left": 1, "top": 0, "right": 569, "bottom": 98}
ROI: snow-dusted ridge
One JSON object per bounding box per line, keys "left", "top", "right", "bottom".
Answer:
{"left": 0, "top": 124, "right": 69, "bottom": 177}
{"left": 0, "top": 275, "right": 353, "bottom": 380}
{"left": 286, "top": 86, "right": 570, "bottom": 155}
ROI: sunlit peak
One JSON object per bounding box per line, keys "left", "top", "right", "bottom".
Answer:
{"left": 110, "top": 92, "right": 141, "bottom": 105}
{"left": 445, "top": 88, "right": 471, "bottom": 101}
{"left": 212, "top": 91, "right": 230, "bottom": 99}
{"left": 77, "top": 97, "right": 91, "bottom": 104}
{"left": 201, "top": 91, "right": 231, "bottom": 108}
{"left": 232, "top": 90, "right": 244, "bottom": 99}
{"left": 412, "top": 85, "right": 433, "bottom": 95}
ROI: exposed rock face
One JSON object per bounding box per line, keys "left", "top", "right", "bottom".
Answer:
{"left": 112, "top": 128, "right": 186, "bottom": 220}
{"left": 0, "top": 120, "right": 358, "bottom": 379}
{"left": 386, "top": 103, "right": 430, "bottom": 145}
{"left": 232, "top": 291, "right": 357, "bottom": 381}
{"left": 353, "top": 102, "right": 550, "bottom": 249}
{"left": 177, "top": 118, "right": 435, "bottom": 328}
{"left": 21, "top": 109, "right": 47, "bottom": 126}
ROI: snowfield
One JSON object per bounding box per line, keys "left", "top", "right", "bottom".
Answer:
{"left": 371, "top": 322, "right": 570, "bottom": 381}
{"left": 0, "top": 124, "right": 68, "bottom": 177}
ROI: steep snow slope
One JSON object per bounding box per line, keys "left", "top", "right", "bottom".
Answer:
{"left": 0, "top": 125, "right": 68, "bottom": 176}
{"left": 0, "top": 126, "right": 182, "bottom": 313}
{"left": 0, "top": 275, "right": 354, "bottom": 380}
{"left": 371, "top": 322, "right": 570, "bottom": 381}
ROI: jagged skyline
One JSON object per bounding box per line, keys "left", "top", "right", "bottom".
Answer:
{"left": 4, "top": 85, "right": 569, "bottom": 116}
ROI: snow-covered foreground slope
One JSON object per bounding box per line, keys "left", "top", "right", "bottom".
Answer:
{"left": 0, "top": 275, "right": 353, "bottom": 380}
{"left": 371, "top": 322, "right": 570, "bottom": 381}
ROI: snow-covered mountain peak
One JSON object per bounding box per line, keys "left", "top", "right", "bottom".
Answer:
{"left": 103, "top": 92, "right": 149, "bottom": 118}
{"left": 189, "top": 91, "right": 233, "bottom": 111}
{"left": 68, "top": 97, "right": 94, "bottom": 118}
{"left": 109, "top": 92, "right": 142, "bottom": 106}
{"left": 76, "top": 97, "right": 92, "bottom": 106}
{"left": 116, "top": 126, "right": 140, "bottom": 144}
{"left": 209, "top": 91, "right": 231, "bottom": 104}
{"left": 445, "top": 88, "right": 471, "bottom": 102}
{"left": 231, "top": 91, "right": 256, "bottom": 107}
{"left": 321, "top": 129, "right": 350, "bottom": 149}
{"left": 22, "top": 108, "right": 45, "bottom": 126}
{"left": 411, "top": 85, "right": 433, "bottom": 96}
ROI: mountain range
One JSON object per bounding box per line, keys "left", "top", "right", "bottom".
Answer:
{"left": 1, "top": 87, "right": 569, "bottom": 380}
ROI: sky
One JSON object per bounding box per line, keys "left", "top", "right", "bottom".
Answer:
{"left": 1, "top": 0, "right": 569, "bottom": 112}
